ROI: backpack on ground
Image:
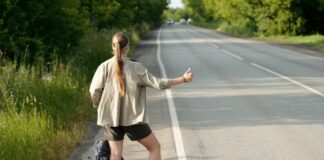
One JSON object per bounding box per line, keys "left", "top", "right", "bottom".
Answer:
{"left": 92, "top": 138, "right": 124, "bottom": 160}
{"left": 93, "top": 138, "right": 110, "bottom": 160}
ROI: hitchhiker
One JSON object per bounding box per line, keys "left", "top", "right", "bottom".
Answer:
{"left": 89, "top": 32, "right": 193, "bottom": 160}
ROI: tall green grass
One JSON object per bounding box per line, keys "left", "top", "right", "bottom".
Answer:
{"left": 0, "top": 62, "right": 89, "bottom": 160}
{"left": 0, "top": 23, "right": 150, "bottom": 160}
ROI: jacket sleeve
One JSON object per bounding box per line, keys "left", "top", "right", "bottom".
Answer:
{"left": 136, "top": 63, "right": 171, "bottom": 89}
{"left": 89, "top": 64, "right": 106, "bottom": 108}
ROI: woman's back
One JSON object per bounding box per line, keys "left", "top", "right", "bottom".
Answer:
{"left": 90, "top": 57, "right": 171, "bottom": 127}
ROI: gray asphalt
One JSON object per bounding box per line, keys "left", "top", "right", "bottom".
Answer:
{"left": 70, "top": 24, "right": 324, "bottom": 160}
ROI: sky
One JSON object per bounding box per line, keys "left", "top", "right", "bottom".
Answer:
{"left": 168, "top": 0, "right": 184, "bottom": 8}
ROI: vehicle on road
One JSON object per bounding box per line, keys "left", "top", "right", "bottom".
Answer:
{"left": 167, "top": 19, "right": 175, "bottom": 25}
{"left": 179, "top": 18, "right": 186, "bottom": 25}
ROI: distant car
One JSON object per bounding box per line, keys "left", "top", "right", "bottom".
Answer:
{"left": 187, "top": 18, "right": 192, "bottom": 24}
{"left": 179, "top": 18, "right": 186, "bottom": 25}
{"left": 167, "top": 19, "right": 175, "bottom": 25}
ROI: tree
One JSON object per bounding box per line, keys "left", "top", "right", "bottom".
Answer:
{"left": 0, "top": 0, "right": 87, "bottom": 65}
{"left": 183, "top": 0, "right": 324, "bottom": 35}
{"left": 291, "top": 0, "right": 324, "bottom": 34}
{"left": 0, "top": 0, "right": 168, "bottom": 66}
{"left": 81, "top": 0, "right": 167, "bottom": 30}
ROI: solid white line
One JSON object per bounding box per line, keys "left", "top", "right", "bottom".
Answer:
{"left": 251, "top": 63, "right": 324, "bottom": 98}
{"left": 221, "top": 49, "right": 244, "bottom": 60}
{"left": 156, "top": 27, "right": 187, "bottom": 160}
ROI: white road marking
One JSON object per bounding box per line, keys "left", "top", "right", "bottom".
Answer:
{"left": 251, "top": 63, "right": 324, "bottom": 98}
{"left": 221, "top": 49, "right": 244, "bottom": 60}
{"left": 206, "top": 40, "right": 244, "bottom": 61}
{"left": 156, "top": 28, "right": 187, "bottom": 160}
{"left": 208, "top": 43, "right": 219, "bottom": 48}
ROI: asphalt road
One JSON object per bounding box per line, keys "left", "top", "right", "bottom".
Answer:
{"left": 70, "top": 24, "right": 324, "bottom": 160}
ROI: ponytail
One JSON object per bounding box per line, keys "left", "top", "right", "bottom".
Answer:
{"left": 112, "top": 32, "right": 129, "bottom": 97}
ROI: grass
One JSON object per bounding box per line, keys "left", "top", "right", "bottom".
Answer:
{"left": 0, "top": 62, "right": 90, "bottom": 160}
{"left": 0, "top": 107, "right": 86, "bottom": 160}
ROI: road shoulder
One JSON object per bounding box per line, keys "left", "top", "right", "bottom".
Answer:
{"left": 265, "top": 42, "right": 324, "bottom": 58}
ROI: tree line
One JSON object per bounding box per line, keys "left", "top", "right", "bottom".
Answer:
{"left": 0, "top": 0, "right": 167, "bottom": 66}
{"left": 183, "top": 0, "right": 324, "bottom": 36}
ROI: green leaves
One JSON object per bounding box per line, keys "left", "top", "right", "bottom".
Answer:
{"left": 82, "top": 0, "right": 167, "bottom": 29}
{"left": 184, "top": 0, "right": 324, "bottom": 36}
{"left": 0, "top": 0, "right": 167, "bottom": 66}
{"left": 0, "top": 0, "right": 88, "bottom": 65}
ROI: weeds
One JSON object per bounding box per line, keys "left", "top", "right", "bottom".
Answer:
{"left": 0, "top": 62, "right": 89, "bottom": 159}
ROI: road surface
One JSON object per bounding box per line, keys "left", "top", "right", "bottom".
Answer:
{"left": 70, "top": 24, "right": 324, "bottom": 160}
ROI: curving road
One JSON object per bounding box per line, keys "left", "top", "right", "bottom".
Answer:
{"left": 70, "top": 24, "right": 324, "bottom": 160}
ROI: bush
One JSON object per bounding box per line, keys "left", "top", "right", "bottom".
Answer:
{"left": 184, "top": 0, "right": 324, "bottom": 36}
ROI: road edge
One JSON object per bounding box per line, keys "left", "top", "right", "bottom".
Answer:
{"left": 156, "top": 26, "right": 187, "bottom": 160}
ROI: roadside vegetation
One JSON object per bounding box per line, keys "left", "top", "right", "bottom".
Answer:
{"left": 254, "top": 34, "right": 324, "bottom": 48}
{"left": 167, "top": 0, "right": 324, "bottom": 49}
{"left": 163, "top": 8, "right": 189, "bottom": 22}
{"left": 0, "top": 0, "right": 166, "bottom": 159}
{"left": 190, "top": 21, "right": 324, "bottom": 48}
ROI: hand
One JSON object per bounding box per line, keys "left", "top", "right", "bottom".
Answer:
{"left": 183, "top": 68, "right": 193, "bottom": 83}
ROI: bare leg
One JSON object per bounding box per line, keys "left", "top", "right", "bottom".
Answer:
{"left": 138, "top": 133, "right": 161, "bottom": 160}
{"left": 108, "top": 140, "right": 123, "bottom": 160}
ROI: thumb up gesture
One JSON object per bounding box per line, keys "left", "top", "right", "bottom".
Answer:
{"left": 182, "top": 68, "right": 193, "bottom": 83}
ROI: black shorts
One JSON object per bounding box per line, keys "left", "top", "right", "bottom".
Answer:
{"left": 104, "top": 123, "right": 152, "bottom": 141}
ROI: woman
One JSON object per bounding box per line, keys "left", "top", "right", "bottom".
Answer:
{"left": 89, "top": 32, "right": 193, "bottom": 160}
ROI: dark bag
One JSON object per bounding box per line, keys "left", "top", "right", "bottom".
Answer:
{"left": 93, "top": 138, "right": 124, "bottom": 160}
{"left": 94, "top": 138, "right": 110, "bottom": 160}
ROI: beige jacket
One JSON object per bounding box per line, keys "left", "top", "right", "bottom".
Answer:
{"left": 89, "top": 57, "right": 171, "bottom": 127}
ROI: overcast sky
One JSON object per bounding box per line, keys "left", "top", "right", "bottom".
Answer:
{"left": 168, "top": 0, "right": 184, "bottom": 8}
